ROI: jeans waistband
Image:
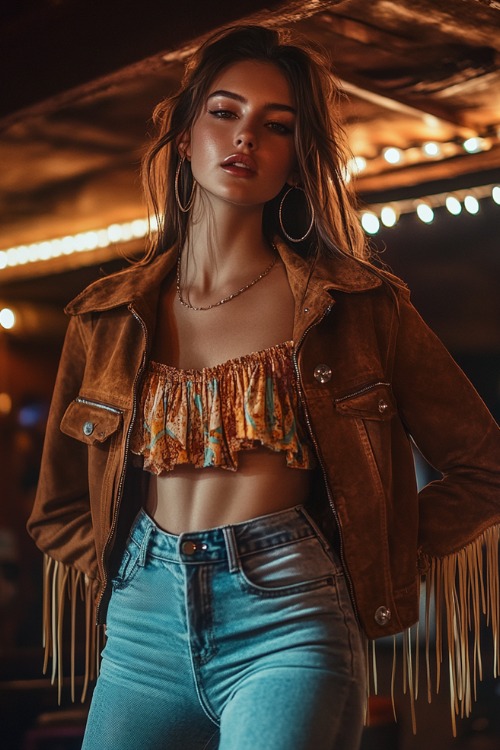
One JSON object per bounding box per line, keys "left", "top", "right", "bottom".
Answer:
{"left": 129, "top": 506, "right": 325, "bottom": 564}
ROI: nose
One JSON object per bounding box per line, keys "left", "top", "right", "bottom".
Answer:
{"left": 234, "top": 128, "right": 256, "bottom": 150}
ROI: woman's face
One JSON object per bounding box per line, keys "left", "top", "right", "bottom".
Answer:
{"left": 183, "top": 60, "right": 297, "bottom": 209}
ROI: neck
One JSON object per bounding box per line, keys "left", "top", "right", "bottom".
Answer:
{"left": 179, "top": 195, "right": 276, "bottom": 296}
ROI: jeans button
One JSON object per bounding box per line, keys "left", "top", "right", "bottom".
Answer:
{"left": 181, "top": 540, "right": 197, "bottom": 556}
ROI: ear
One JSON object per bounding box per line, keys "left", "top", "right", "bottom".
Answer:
{"left": 286, "top": 168, "right": 300, "bottom": 187}
{"left": 177, "top": 131, "right": 192, "bottom": 160}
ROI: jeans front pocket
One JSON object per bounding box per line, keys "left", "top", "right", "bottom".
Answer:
{"left": 112, "top": 537, "right": 142, "bottom": 591}
{"left": 237, "top": 534, "right": 340, "bottom": 597}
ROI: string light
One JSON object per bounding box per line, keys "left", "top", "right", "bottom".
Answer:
{"left": 462, "top": 137, "right": 485, "bottom": 154}
{"left": 416, "top": 203, "right": 434, "bottom": 224}
{"left": 0, "top": 308, "right": 15, "bottom": 329}
{"left": 383, "top": 147, "right": 403, "bottom": 165}
{"left": 361, "top": 212, "right": 380, "bottom": 234}
{"left": 464, "top": 195, "right": 479, "bottom": 214}
{"left": 347, "top": 133, "right": 495, "bottom": 176}
{"left": 359, "top": 183, "right": 498, "bottom": 234}
{"left": 347, "top": 156, "right": 367, "bottom": 176}
{"left": 0, "top": 218, "right": 151, "bottom": 271}
{"left": 0, "top": 183, "right": 498, "bottom": 263}
{"left": 445, "top": 196, "right": 462, "bottom": 215}
{"left": 422, "top": 142, "right": 441, "bottom": 157}
{"left": 380, "top": 206, "right": 398, "bottom": 227}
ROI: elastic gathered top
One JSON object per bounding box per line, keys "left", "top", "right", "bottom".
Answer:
{"left": 130, "top": 340, "right": 316, "bottom": 473}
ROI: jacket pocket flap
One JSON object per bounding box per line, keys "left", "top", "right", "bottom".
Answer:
{"left": 335, "top": 383, "right": 396, "bottom": 421}
{"left": 60, "top": 399, "right": 122, "bottom": 444}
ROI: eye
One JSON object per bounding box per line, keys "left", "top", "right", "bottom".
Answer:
{"left": 267, "top": 121, "right": 294, "bottom": 135}
{"left": 208, "top": 109, "right": 236, "bottom": 120}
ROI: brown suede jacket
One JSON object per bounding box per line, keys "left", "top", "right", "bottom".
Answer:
{"left": 28, "top": 239, "right": 500, "bottom": 647}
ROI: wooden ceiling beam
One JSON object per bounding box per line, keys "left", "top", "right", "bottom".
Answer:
{"left": 0, "top": 0, "right": 340, "bottom": 125}
{"left": 340, "top": 76, "right": 477, "bottom": 134}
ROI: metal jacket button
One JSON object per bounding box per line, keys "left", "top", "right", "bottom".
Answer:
{"left": 82, "top": 421, "right": 95, "bottom": 436}
{"left": 374, "top": 606, "right": 391, "bottom": 626}
{"left": 313, "top": 364, "right": 332, "bottom": 384}
{"left": 378, "top": 399, "right": 389, "bottom": 414}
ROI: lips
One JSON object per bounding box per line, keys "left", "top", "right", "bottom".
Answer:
{"left": 221, "top": 154, "right": 257, "bottom": 173}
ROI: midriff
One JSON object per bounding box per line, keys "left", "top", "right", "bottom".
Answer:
{"left": 145, "top": 447, "right": 314, "bottom": 534}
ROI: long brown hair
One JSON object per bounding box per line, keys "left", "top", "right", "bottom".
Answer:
{"left": 141, "top": 25, "right": 369, "bottom": 263}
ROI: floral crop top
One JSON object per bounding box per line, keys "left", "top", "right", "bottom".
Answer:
{"left": 130, "top": 340, "right": 316, "bottom": 474}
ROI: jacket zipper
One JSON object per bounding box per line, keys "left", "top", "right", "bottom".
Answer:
{"left": 335, "top": 381, "right": 391, "bottom": 403}
{"left": 75, "top": 396, "right": 123, "bottom": 415}
{"left": 292, "top": 304, "right": 359, "bottom": 621}
{"left": 96, "top": 304, "right": 148, "bottom": 623}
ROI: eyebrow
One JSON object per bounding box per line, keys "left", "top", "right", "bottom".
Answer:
{"left": 207, "top": 89, "right": 296, "bottom": 115}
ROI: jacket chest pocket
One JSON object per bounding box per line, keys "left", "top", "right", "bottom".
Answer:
{"left": 335, "top": 382, "right": 395, "bottom": 421}
{"left": 334, "top": 382, "right": 397, "bottom": 489}
{"left": 60, "top": 397, "right": 123, "bottom": 445}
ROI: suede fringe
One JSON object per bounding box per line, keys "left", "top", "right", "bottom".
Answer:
{"left": 366, "top": 524, "right": 500, "bottom": 736}
{"left": 42, "top": 555, "right": 102, "bottom": 703}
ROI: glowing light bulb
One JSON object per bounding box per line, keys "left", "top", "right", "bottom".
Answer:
{"left": 107, "top": 224, "right": 123, "bottom": 243}
{"left": 361, "top": 212, "right": 380, "bottom": 234}
{"left": 445, "top": 196, "right": 462, "bottom": 215}
{"left": 17, "top": 246, "right": 30, "bottom": 264}
{"left": 463, "top": 137, "right": 483, "bottom": 154}
{"left": 39, "top": 242, "right": 52, "bottom": 260}
{"left": 380, "top": 206, "right": 398, "bottom": 227}
{"left": 491, "top": 186, "right": 500, "bottom": 205}
{"left": 382, "top": 147, "right": 403, "bottom": 165}
{"left": 131, "top": 219, "right": 148, "bottom": 238}
{"left": 464, "top": 195, "right": 479, "bottom": 214}
{"left": 348, "top": 156, "right": 367, "bottom": 175}
{"left": 416, "top": 204, "right": 434, "bottom": 223}
{"left": 0, "top": 308, "right": 15, "bottom": 329}
{"left": 423, "top": 142, "right": 441, "bottom": 157}
{"left": 62, "top": 236, "right": 76, "bottom": 254}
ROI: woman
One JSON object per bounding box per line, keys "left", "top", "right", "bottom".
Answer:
{"left": 28, "top": 25, "right": 500, "bottom": 749}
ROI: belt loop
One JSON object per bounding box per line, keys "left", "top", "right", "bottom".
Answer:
{"left": 222, "top": 526, "right": 239, "bottom": 573}
{"left": 138, "top": 520, "right": 154, "bottom": 566}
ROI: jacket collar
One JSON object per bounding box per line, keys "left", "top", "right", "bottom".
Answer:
{"left": 65, "top": 239, "right": 382, "bottom": 316}
{"left": 274, "top": 238, "right": 382, "bottom": 296}
{"left": 65, "top": 249, "right": 178, "bottom": 315}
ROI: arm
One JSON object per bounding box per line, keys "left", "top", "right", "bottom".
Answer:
{"left": 27, "top": 313, "right": 98, "bottom": 579}
{"left": 392, "top": 290, "right": 500, "bottom": 559}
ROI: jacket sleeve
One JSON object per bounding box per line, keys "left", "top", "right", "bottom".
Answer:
{"left": 390, "top": 289, "right": 500, "bottom": 733}
{"left": 391, "top": 289, "right": 500, "bottom": 559}
{"left": 27, "top": 313, "right": 98, "bottom": 580}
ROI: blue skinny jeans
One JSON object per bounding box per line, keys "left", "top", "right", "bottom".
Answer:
{"left": 81, "top": 505, "right": 366, "bottom": 750}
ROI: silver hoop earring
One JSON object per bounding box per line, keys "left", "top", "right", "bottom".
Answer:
{"left": 175, "top": 156, "right": 197, "bottom": 213}
{"left": 278, "top": 185, "right": 315, "bottom": 243}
